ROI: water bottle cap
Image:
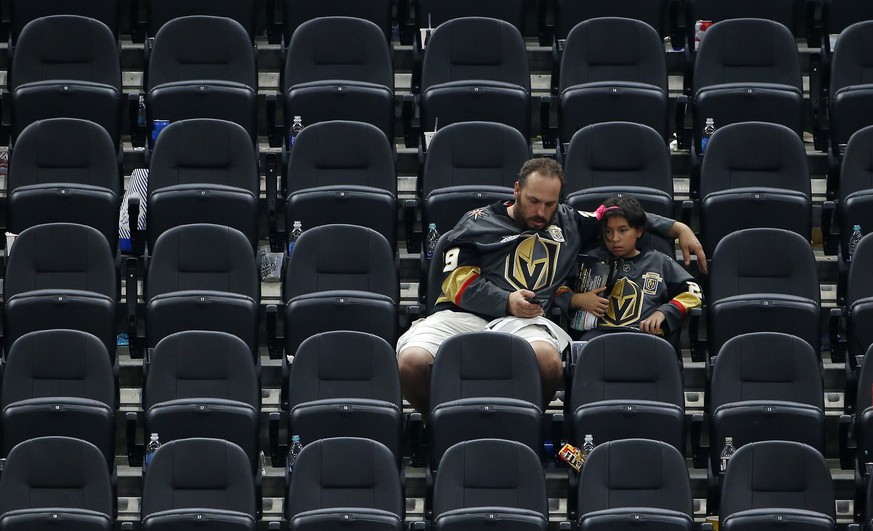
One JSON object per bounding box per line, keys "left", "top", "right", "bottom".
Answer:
{"left": 150, "top": 433, "right": 159, "bottom": 440}
{"left": 725, "top": 436, "right": 733, "bottom": 443}
{"left": 292, "top": 435, "right": 301, "bottom": 442}
{"left": 854, "top": 224, "right": 862, "bottom": 231}
{"left": 428, "top": 223, "right": 437, "bottom": 229}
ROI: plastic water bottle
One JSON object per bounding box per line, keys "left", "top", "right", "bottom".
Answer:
{"left": 719, "top": 436, "right": 735, "bottom": 474}
{"left": 288, "top": 221, "right": 303, "bottom": 254}
{"left": 287, "top": 435, "right": 304, "bottom": 477}
{"left": 425, "top": 223, "right": 439, "bottom": 261}
{"left": 848, "top": 224, "right": 863, "bottom": 261}
{"left": 289, "top": 116, "right": 304, "bottom": 147}
{"left": 581, "top": 434, "right": 595, "bottom": 462}
{"left": 144, "top": 433, "right": 161, "bottom": 473}
{"left": 701, "top": 117, "right": 715, "bottom": 154}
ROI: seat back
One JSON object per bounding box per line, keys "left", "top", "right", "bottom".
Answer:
{"left": 420, "top": 17, "right": 530, "bottom": 136}
{"left": 720, "top": 441, "right": 835, "bottom": 526}
{"left": 829, "top": 21, "right": 873, "bottom": 157}
{"left": 839, "top": 127, "right": 873, "bottom": 260}
{"left": 287, "top": 331, "right": 403, "bottom": 459}
{"left": 414, "top": 0, "right": 526, "bottom": 37}
{"left": 422, "top": 121, "right": 528, "bottom": 235}
{"left": 0, "top": 436, "right": 113, "bottom": 519}
{"left": 558, "top": 18, "right": 668, "bottom": 140}
{"left": 708, "top": 228, "right": 820, "bottom": 354}
{"left": 699, "top": 122, "right": 811, "bottom": 251}
{"left": 11, "top": 15, "right": 121, "bottom": 146}
{"left": 285, "top": 437, "right": 403, "bottom": 520}
{"left": 433, "top": 439, "right": 547, "bottom": 524}
{"left": 146, "top": 16, "right": 257, "bottom": 142}
{"left": 430, "top": 332, "right": 542, "bottom": 468}
{"left": 710, "top": 332, "right": 824, "bottom": 472}
{"left": 687, "top": 0, "right": 803, "bottom": 48}
{"left": 692, "top": 18, "right": 803, "bottom": 151}
{"left": 285, "top": 120, "right": 397, "bottom": 248}
{"left": 147, "top": 0, "right": 257, "bottom": 41}
{"left": 141, "top": 438, "right": 256, "bottom": 517}
{"left": 555, "top": 0, "right": 668, "bottom": 39}
{"left": 8, "top": 118, "right": 120, "bottom": 248}
{"left": 282, "top": 0, "right": 393, "bottom": 43}
{"left": 847, "top": 235, "right": 873, "bottom": 362}
{"left": 570, "top": 333, "right": 685, "bottom": 451}
{"left": 577, "top": 439, "right": 692, "bottom": 520}
{"left": 148, "top": 118, "right": 259, "bottom": 250}
{"left": 11, "top": 0, "right": 120, "bottom": 43}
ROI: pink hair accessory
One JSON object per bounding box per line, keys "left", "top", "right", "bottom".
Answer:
{"left": 594, "top": 204, "right": 620, "bottom": 220}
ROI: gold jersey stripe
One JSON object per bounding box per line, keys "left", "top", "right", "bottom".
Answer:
{"left": 441, "top": 266, "right": 481, "bottom": 305}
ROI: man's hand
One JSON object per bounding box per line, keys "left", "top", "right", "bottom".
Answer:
{"left": 639, "top": 310, "right": 666, "bottom": 335}
{"left": 507, "top": 289, "right": 546, "bottom": 318}
{"left": 571, "top": 286, "right": 609, "bottom": 317}
{"left": 670, "top": 221, "right": 707, "bottom": 274}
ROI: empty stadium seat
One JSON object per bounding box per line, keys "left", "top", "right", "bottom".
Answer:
{"left": 10, "top": 0, "right": 119, "bottom": 45}
{"left": 141, "top": 331, "right": 260, "bottom": 472}
{"left": 413, "top": 0, "right": 526, "bottom": 42}
{"left": 283, "top": 120, "right": 397, "bottom": 250}
{"left": 145, "top": 224, "right": 260, "bottom": 356}
{"left": 568, "top": 333, "right": 685, "bottom": 454}
{"left": 145, "top": 0, "right": 257, "bottom": 41}
{"left": 145, "top": 16, "right": 257, "bottom": 145}
{"left": 701, "top": 228, "right": 821, "bottom": 357}
{"left": 842, "top": 234, "right": 873, "bottom": 404}
{"left": 429, "top": 332, "right": 542, "bottom": 471}
{"left": 698, "top": 121, "right": 811, "bottom": 252}
{"left": 0, "top": 436, "right": 114, "bottom": 531}
{"left": 4, "top": 223, "right": 117, "bottom": 363}
{"left": 141, "top": 438, "right": 256, "bottom": 531}
{"left": 8, "top": 118, "right": 121, "bottom": 250}
{"left": 10, "top": 15, "right": 121, "bottom": 149}
{"left": 276, "top": 0, "right": 393, "bottom": 43}
{"left": 688, "top": 18, "right": 803, "bottom": 179}
{"left": 576, "top": 439, "right": 693, "bottom": 530}
{"left": 831, "top": 126, "right": 873, "bottom": 266}
{"left": 282, "top": 331, "right": 403, "bottom": 461}
{"left": 418, "top": 17, "right": 531, "bottom": 141}
{"left": 432, "top": 439, "right": 548, "bottom": 531}
{"left": 555, "top": 18, "right": 668, "bottom": 145}
{"left": 280, "top": 17, "right": 394, "bottom": 146}
{"left": 145, "top": 118, "right": 260, "bottom": 251}
{"left": 684, "top": 0, "right": 804, "bottom": 51}
{"left": 720, "top": 441, "right": 835, "bottom": 531}
{"left": 285, "top": 437, "right": 404, "bottom": 531}
{"left": 1, "top": 330, "right": 116, "bottom": 468}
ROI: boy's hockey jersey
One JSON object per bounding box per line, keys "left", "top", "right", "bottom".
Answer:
{"left": 433, "top": 201, "right": 676, "bottom": 320}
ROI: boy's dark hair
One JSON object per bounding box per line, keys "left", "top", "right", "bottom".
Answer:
{"left": 599, "top": 195, "right": 646, "bottom": 233}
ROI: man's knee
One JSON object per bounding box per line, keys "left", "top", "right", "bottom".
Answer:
{"left": 531, "top": 342, "right": 563, "bottom": 380}
{"left": 397, "top": 347, "right": 433, "bottom": 380}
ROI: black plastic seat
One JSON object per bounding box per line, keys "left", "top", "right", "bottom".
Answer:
{"left": 432, "top": 439, "right": 548, "bottom": 531}
{"left": 146, "top": 16, "right": 258, "bottom": 144}
{"left": 576, "top": 439, "right": 693, "bottom": 531}
{"left": 284, "top": 120, "right": 397, "bottom": 250}
{"left": 0, "top": 437, "right": 114, "bottom": 531}
{"left": 4, "top": 223, "right": 117, "bottom": 362}
{"left": 147, "top": 0, "right": 257, "bottom": 41}
{"left": 285, "top": 331, "right": 403, "bottom": 461}
{"left": 145, "top": 224, "right": 260, "bottom": 356}
{"left": 8, "top": 118, "right": 121, "bottom": 250}
{"left": 699, "top": 121, "right": 811, "bottom": 252}
{"left": 282, "top": 17, "right": 394, "bottom": 144}
{"left": 285, "top": 437, "right": 404, "bottom": 531}
{"left": 10, "top": 15, "right": 121, "bottom": 149}
{"left": 143, "top": 331, "right": 260, "bottom": 472}
{"left": 420, "top": 17, "right": 530, "bottom": 139}
{"left": 147, "top": 118, "right": 260, "bottom": 251}
{"left": 1, "top": 330, "right": 116, "bottom": 468}
{"left": 141, "top": 438, "right": 256, "bottom": 531}
{"left": 280, "top": 0, "right": 393, "bottom": 43}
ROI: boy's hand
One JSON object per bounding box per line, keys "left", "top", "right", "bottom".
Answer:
{"left": 639, "top": 310, "right": 666, "bottom": 335}
{"left": 572, "top": 286, "right": 609, "bottom": 316}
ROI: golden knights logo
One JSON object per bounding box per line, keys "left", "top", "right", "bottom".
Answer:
{"left": 602, "top": 277, "right": 643, "bottom": 327}
{"left": 504, "top": 234, "right": 561, "bottom": 291}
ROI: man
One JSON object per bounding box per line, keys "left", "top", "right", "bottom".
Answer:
{"left": 397, "top": 158, "right": 705, "bottom": 416}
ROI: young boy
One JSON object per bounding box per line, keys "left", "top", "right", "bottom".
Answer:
{"left": 570, "top": 196, "right": 703, "bottom": 338}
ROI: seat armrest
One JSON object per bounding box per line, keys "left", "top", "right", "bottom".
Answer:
{"left": 404, "top": 198, "right": 421, "bottom": 254}
{"left": 269, "top": 412, "right": 287, "bottom": 466}
{"left": 266, "top": 94, "right": 283, "bottom": 148}
{"left": 125, "top": 257, "right": 140, "bottom": 358}
{"left": 540, "top": 95, "right": 556, "bottom": 149}
{"left": 266, "top": 304, "right": 282, "bottom": 359}
{"left": 691, "top": 413, "right": 707, "bottom": 468}
{"left": 821, "top": 200, "right": 838, "bottom": 255}
{"left": 839, "top": 414, "right": 854, "bottom": 470}
{"left": 126, "top": 411, "right": 143, "bottom": 467}
{"left": 830, "top": 307, "right": 845, "bottom": 364}
{"left": 403, "top": 94, "right": 419, "bottom": 148}
{"left": 689, "top": 307, "right": 705, "bottom": 362}
{"left": 674, "top": 94, "right": 691, "bottom": 152}
{"left": 265, "top": 153, "right": 281, "bottom": 251}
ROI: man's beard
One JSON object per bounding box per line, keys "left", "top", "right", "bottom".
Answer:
{"left": 511, "top": 197, "right": 553, "bottom": 231}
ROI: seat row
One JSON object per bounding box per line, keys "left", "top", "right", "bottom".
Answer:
{"left": 0, "top": 434, "right": 838, "bottom": 531}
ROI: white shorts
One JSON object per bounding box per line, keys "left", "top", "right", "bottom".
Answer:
{"left": 396, "top": 309, "right": 563, "bottom": 358}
